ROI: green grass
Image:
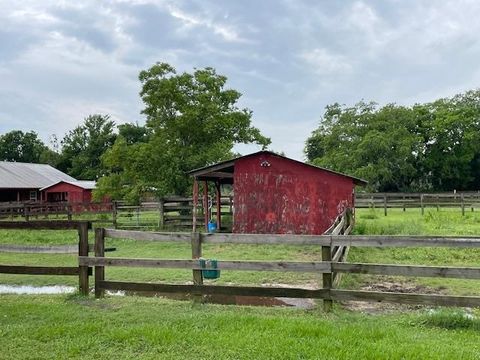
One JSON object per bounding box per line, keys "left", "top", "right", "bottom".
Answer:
{"left": 344, "top": 208, "right": 480, "bottom": 295}
{"left": 0, "top": 295, "right": 479, "bottom": 359}
{"left": 1, "top": 208, "right": 479, "bottom": 295}
{"left": 2, "top": 208, "right": 480, "bottom": 359}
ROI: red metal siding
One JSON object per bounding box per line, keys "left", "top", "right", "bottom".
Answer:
{"left": 232, "top": 153, "right": 354, "bottom": 235}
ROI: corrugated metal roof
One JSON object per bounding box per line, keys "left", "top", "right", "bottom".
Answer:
{"left": 0, "top": 161, "right": 77, "bottom": 189}
{"left": 40, "top": 180, "right": 96, "bottom": 191}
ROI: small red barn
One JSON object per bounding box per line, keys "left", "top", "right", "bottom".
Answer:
{"left": 189, "top": 151, "right": 366, "bottom": 235}
{"left": 40, "top": 181, "right": 96, "bottom": 203}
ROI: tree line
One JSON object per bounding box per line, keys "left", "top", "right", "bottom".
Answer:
{"left": 1, "top": 61, "right": 479, "bottom": 200}
{"left": 305, "top": 90, "right": 480, "bottom": 192}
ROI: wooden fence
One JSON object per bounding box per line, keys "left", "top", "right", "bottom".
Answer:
{"left": 356, "top": 192, "right": 480, "bottom": 215}
{"left": 78, "top": 210, "right": 480, "bottom": 310}
{"left": 0, "top": 221, "right": 93, "bottom": 295}
{"left": 113, "top": 196, "right": 233, "bottom": 230}
{"left": 0, "top": 202, "right": 112, "bottom": 221}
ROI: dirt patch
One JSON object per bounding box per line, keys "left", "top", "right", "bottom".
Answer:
{"left": 341, "top": 280, "right": 446, "bottom": 315}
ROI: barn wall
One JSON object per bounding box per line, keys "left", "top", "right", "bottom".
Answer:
{"left": 232, "top": 153, "right": 355, "bottom": 235}
{"left": 42, "top": 183, "right": 87, "bottom": 203}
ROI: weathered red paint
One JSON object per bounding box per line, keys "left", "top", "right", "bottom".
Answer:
{"left": 232, "top": 152, "right": 355, "bottom": 235}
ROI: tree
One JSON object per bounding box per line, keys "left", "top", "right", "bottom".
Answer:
{"left": 95, "top": 63, "right": 270, "bottom": 201}
{"left": 420, "top": 90, "right": 480, "bottom": 190}
{"left": 118, "top": 123, "right": 149, "bottom": 145}
{"left": 305, "top": 102, "right": 422, "bottom": 192}
{"left": 305, "top": 90, "right": 480, "bottom": 192}
{"left": 0, "top": 130, "right": 55, "bottom": 164}
{"left": 58, "top": 114, "right": 116, "bottom": 180}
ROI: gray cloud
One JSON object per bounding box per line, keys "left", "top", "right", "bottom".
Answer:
{"left": 1, "top": 0, "right": 480, "bottom": 160}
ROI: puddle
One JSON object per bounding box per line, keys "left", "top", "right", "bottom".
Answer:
{"left": 0, "top": 283, "right": 316, "bottom": 309}
{"left": 0, "top": 284, "right": 75, "bottom": 295}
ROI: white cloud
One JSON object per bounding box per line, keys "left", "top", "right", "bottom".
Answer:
{"left": 165, "top": 3, "right": 247, "bottom": 43}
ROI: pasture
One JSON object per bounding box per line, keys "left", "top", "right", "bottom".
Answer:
{"left": 1, "top": 208, "right": 480, "bottom": 359}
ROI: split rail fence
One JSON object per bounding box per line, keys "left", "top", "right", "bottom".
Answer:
{"left": 356, "top": 192, "right": 480, "bottom": 216}
{"left": 0, "top": 221, "right": 93, "bottom": 295}
{"left": 77, "top": 211, "right": 480, "bottom": 310}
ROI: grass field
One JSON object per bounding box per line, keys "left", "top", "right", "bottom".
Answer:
{"left": 1, "top": 208, "right": 480, "bottom": 359}
{"left": 1, "top": 295, "right": 479, "bottom": 359}
{"left": 0, "top": 208, "right": 479, "bottom": 294}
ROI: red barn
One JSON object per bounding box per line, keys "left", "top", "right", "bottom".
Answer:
{"left": 189, "top": 151, "right": 366, "bottom": 235}
{"left": 40, "top": 180, "right": 96, "bottom": 203}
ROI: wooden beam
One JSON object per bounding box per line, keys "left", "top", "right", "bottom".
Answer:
{"left": 78, "top": 257, "right": 331, "bottom": 272}
{"left": 332, "top": 262, "right": 480, "bottom": 279}
{"left": 215, "top": 181, "right": 221, "bottom": 230}
{"left": 198, "top": 172, "right": 234, "bottom": 179}
{"left": 203, "top": 181, "right": 209, "bottom": 232}
{"left": 99, "top": 281, "right": 329, "bottom": 299}
{"left": 0, "top": 265, "right": 89, "bottom": 276}
{"left": 104, "top": 229, "right": 191, "bottom": 242}
{"left": 192, "top": 179, "right": 198, "bottom": 233}
{"left": 0, "top": 220, "right": 91, "bottom": 230}
{"left": 330, "top": 289, "right": 480, "bottom": 307}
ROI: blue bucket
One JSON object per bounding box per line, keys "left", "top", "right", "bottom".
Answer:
{"left": 208, "top": 220, "right": 217, "bottom": 233}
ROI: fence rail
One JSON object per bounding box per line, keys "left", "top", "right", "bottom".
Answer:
{"left": 0, "top": 220, "right": 92, "bottom": 295}
{"left": 356, "top": 192, "right": 480, "bottom": 215}
{"left": 78, "top": 208, "right": 480, "bottom": 309}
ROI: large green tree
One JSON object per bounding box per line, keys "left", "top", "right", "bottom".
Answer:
{"left": 306, "top": 89, "right": 480, "bottom": 192}
{"left": 58, "top": 114, "right": 116, "bottom": 180}
{"left": 95, "top": 63, "right": 270, "bottom": 202}
{"left": 0, "top": 130, "right": 57, "bottom": 164}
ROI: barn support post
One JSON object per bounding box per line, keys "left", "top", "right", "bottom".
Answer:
{"left": 192, "top": 179, "right": 199, "bottom": 233}
{"left": 94, "top": 227, "right": 105, "bottom": 298}
{"left": 322, "top": 239, "right": 333, "bottom": 312}
{"left": 203, "top": 181, "right": 209, "bottom": 232}
{"left": 215, "top": 181, "right": 221, "bottom": 231}
{"left": 78, "top": 221, "right": 89, "bottom": 296}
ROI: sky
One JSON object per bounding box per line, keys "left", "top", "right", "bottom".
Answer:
{"left": 1, "top": 0, "right": 480, "bottom": 160}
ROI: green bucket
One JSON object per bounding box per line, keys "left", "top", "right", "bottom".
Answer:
{"left": 199, "top": 258, "right": 220, "bottom": 279}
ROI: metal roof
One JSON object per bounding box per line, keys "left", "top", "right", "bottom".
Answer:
{"left": 0, "top": 161, "right": 77, "bottom": 189}
{"left": 188, "top": 150, "right": 368, "bottom": 186}
{"left": 40, "top": 180, "right": 96, "bottom": 191}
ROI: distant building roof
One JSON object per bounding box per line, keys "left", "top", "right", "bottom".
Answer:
{"left": 40, "top": 180, "right": 96, "bottom": 191}
{"left": 0, "top": 161, "right": 77, "bottom": 189}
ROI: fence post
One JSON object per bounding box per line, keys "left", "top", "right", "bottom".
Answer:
{"left": 78, "top": 221, "right": 89, "bottom": 296}
{"left": 421, "top": 194, "right": 424, "bottom": 215}
{"left": 24, "top": 204, "right": 29, "bottom": 222}
{"left": 191, "top": 232, "right": 203, "bottom": 302}
{"left": 383, "top": 195, "right": 387, "bottom": 216}
{"left": 461, "top": 194, "right": 465, "bottom": 216}
{"left": 158, "top": 198, "right": 165, "bottom": 229}
{"left": 94, "top": 227, "right": 105, "bottom": 298}
{"left": 322, "top": 240, "right": 333, "bottom": 312}
{"left": 67, "top": 204, "right": 72, "bottom": 221}
{"left": 112, "top": 201, "right": 117, "bottom": 229}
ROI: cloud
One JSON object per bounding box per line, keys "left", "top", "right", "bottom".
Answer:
{"left": 1, "top": 0, "right": 480, "bottom": 162}
{"left": 300, "top": 48, "right": 353, "bottom": 75}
